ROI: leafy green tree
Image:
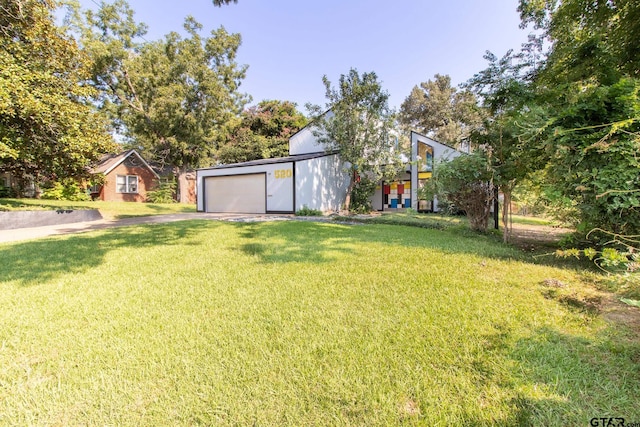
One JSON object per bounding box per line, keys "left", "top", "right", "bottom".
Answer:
{"left": 218, "top": 100, "right": 307, "bottom": 163}
{"left": 217, "top": 126, "right": 267, "bottom": 164}
{"left": 537, "top": 80, "right": 640, "bottom": 239}
{"left": 76, "top": 2, "right": 248, "bottom": 202}
{"left": 518, "top": 0, "right": 640, "bottom": 83}
{"left": 422, "top": 152, "right": 495, "bottom": 232}
{"left": 516, "top": 0, "right": 640, "bottom": 242}
{"left": 307, "top": 69, "right": 402, "bottom": 212}
{"left": 0, "top": 0, "right": 115, "bottom": 196}
{"left": 399, "top": 74, "right": 482, "bottom": 147}
{"left": 466, "top": 50, "right": 537, "bottom": 242}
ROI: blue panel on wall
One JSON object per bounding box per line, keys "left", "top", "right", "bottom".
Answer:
{"left": 404, "top": 199, "right": 411, "bottom": 208}
{"left": 390, "top": 199, "right": 398, "bottom": 208}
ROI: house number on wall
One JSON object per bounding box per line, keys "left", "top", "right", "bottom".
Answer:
{"left": 274, "top": 169, "right": 292, "bottom": 179}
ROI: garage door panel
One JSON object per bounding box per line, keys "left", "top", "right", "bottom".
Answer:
{"left": 205, "top": 174, "right": 266, "bottom": 213}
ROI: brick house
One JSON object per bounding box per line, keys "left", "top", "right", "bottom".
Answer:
{"left": 90, "top": 149, "right": 159, "bottom": 202}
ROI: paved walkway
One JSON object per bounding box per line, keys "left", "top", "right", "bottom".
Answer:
{"left": 0, "top": 213, "right": 333, "bottom": 244}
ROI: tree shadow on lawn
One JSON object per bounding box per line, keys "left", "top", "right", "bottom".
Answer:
{"left": 505, "top": 325, "right": 640, "bottom": 423}
{"left": 454, "top": 322, "right": 640, "bottom": 424}
{"left": 233, "top": 220, "right": 588, "bottom": 271}
{"left": 0, "top": 221, "right": 207, "bottom": 287}
{"left": 234, "top": 221, "right": 357, "bottom": 263}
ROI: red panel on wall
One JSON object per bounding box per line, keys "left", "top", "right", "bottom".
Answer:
{"left": 383, "top": 185, "right": 390, "bottom": 195}
{"left": 397, "top": 184, "right": 404, "bottom": 194}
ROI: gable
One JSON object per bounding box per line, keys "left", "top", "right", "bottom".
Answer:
{"left": 288, "top": 111, "right": 333, "bottom": 156}
{"left": 93, "top": 149, "right": 159, "bottom": 179}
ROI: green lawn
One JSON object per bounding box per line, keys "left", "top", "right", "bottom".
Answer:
{"left": 0, "top": 221, "right": 638, "bottom": 425}
{"left": 0, "top": 198, "right": 195, "bottom": 219}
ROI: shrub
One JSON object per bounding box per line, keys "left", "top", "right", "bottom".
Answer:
{"left": 0, "top": 186, "right": 17, "bottom": 198}
{"left": 146, "top": 178, "right": 177, "bottom": 203}
{"left": 350, "top": 176, "right": 377, "bottom": 214}
{"left": 421, "top": 152, "right": 494, "bottom": 232}
{"left": 296, "top": 205, "right": 322, "bottom": 216}
{"left": 41, "top": 179, "right": 90, "bottom": 201}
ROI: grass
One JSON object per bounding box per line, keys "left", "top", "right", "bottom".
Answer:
{"left": 0, "top": 198, "right": 195, "bottom": 219}
{"left": 0, "top": 220, "right": 639, "bottom": 425}
{"left": 335, "top": 211, "right": 467, "bottom": 231}
{"left": 510, "top": 214, "right": 558, "bottom": 227}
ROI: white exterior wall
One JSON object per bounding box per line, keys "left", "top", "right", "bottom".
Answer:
{"left": 295, "top": 154, "right": 350, "bottom": 212}
{"left": 288, "top": 126, "right": 326, "bottom": 156}
{"left": 197, "top": 162, "right": 294, "bottom": 213}
{"left": 289, "top": 112, "right": 334, "bottom": 156}
{"left": 410, "top": 132, "right": 462, "bottom": 211}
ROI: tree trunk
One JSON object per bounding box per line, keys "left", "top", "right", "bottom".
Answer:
{"left": 176, "top": 166, "right": 190, "bottom": 204}
{"left": 343, "top": 170, "right": 356, "bottom": 213}
{"left": 502, "top": 187, "right": 512, "bottom": 244}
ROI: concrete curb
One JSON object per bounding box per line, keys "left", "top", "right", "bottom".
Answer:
{"left": 0, "top": 209, "right": 102, "bottom": 230}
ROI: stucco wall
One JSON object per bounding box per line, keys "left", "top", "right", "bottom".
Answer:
{"left": 295, "top": 154, "right": 350, "bottom": 212}
{"left": 288, "top": 112, "right": 334, "bottom": 156}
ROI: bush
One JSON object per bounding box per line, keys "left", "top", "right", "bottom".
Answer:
{"left": 296, "top": 205, "right": 322, "bottom": 216}
{"left": 41, "top": 179, "right": 90, "bottom": 201}
{"left": 350, "top": 176, "right": 377, "bottom": 214}
{"left": 421, "top": 152, "right": 494, "bottom": 232}
{"left": 0, "top": 186, "right": 17, "bottom": 198}
{"left": 146, "top": 178, "right": 177, "bottom": 203}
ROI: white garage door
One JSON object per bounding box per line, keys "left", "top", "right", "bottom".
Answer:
{"left": 205, "top": 174, "right": 266, "bottom": 213}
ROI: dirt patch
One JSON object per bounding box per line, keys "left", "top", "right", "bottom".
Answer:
{"left": 541, "top": 278, "right": 640, "bottom": 340}
{"left": 508, "top": 222, "right": 573, "bottom": 250}
{"left": 601, "top": 295, "right": 640, "bottom": 338}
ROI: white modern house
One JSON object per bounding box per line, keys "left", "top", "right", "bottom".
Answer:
{"left": 196, "top": 124, "right": 461, "bottom": 214}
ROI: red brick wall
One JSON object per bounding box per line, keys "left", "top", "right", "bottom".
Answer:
{"left": 100, "top": 164, "right": 157, "bottom": 202}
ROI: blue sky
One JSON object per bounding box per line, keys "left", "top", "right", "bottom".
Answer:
{"left": 78, "top": 0, "right": 532, "bottom": 112}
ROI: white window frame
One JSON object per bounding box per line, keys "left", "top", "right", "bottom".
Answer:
{"left": 116, "top": 175, "right": 138, "bottom": 194}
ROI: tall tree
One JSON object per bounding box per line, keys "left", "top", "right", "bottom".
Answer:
{"left": 77, "top": 2, "right": 248, "bottom": 202}
{"left": 0, "top": 0, "right": 115, "bottom": 195}
{"left": 466, "top": 50, "right": 537, "bottom": 243}
{"left": 399, "top": 74, "right": 481, "bottom": 147}
{"left": 307, "top": 69, "right": 402, "bottom": 212}
{"left": 518, "top": 0, "right": 640, "bottom": 83}
{"left": 516, "top": 0, "right": 640, "bottom": 241}
{"left": 218, "top": 100, "right": 307, "bottom": 163}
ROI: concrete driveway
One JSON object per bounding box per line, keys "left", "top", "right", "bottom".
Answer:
{"left": 0, "top": 212, "right": 325, "bottom": 244}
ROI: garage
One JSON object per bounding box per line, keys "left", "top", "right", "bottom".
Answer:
{"left": 204, "top": 173, "right": 266, "bottom": 213}
{"left": 197, "top": 153, "right": 347, "bottom": 214}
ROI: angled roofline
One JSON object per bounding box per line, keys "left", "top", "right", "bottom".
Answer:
{"left": 288, "top": 108, "right": 332, "bottom": 141}
{"left": 197, "top": 151, "right": 339, "bottom": 172}
{"left": 409, "top": 130, "right": 463, "bottom": 153}
{"left": 101, "top": 149, "right": 160, "bottom": 179}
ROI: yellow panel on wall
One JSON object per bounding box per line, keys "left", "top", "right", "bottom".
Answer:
{"left": 418, "top": 172, "right": 432, "bottom": 179}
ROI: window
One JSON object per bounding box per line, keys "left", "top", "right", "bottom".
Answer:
{"left": 418, "top": 142, "right": 434, "bottom": 172}
{"left": 116, "top": 175, "right": 138, "bottom": 193}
